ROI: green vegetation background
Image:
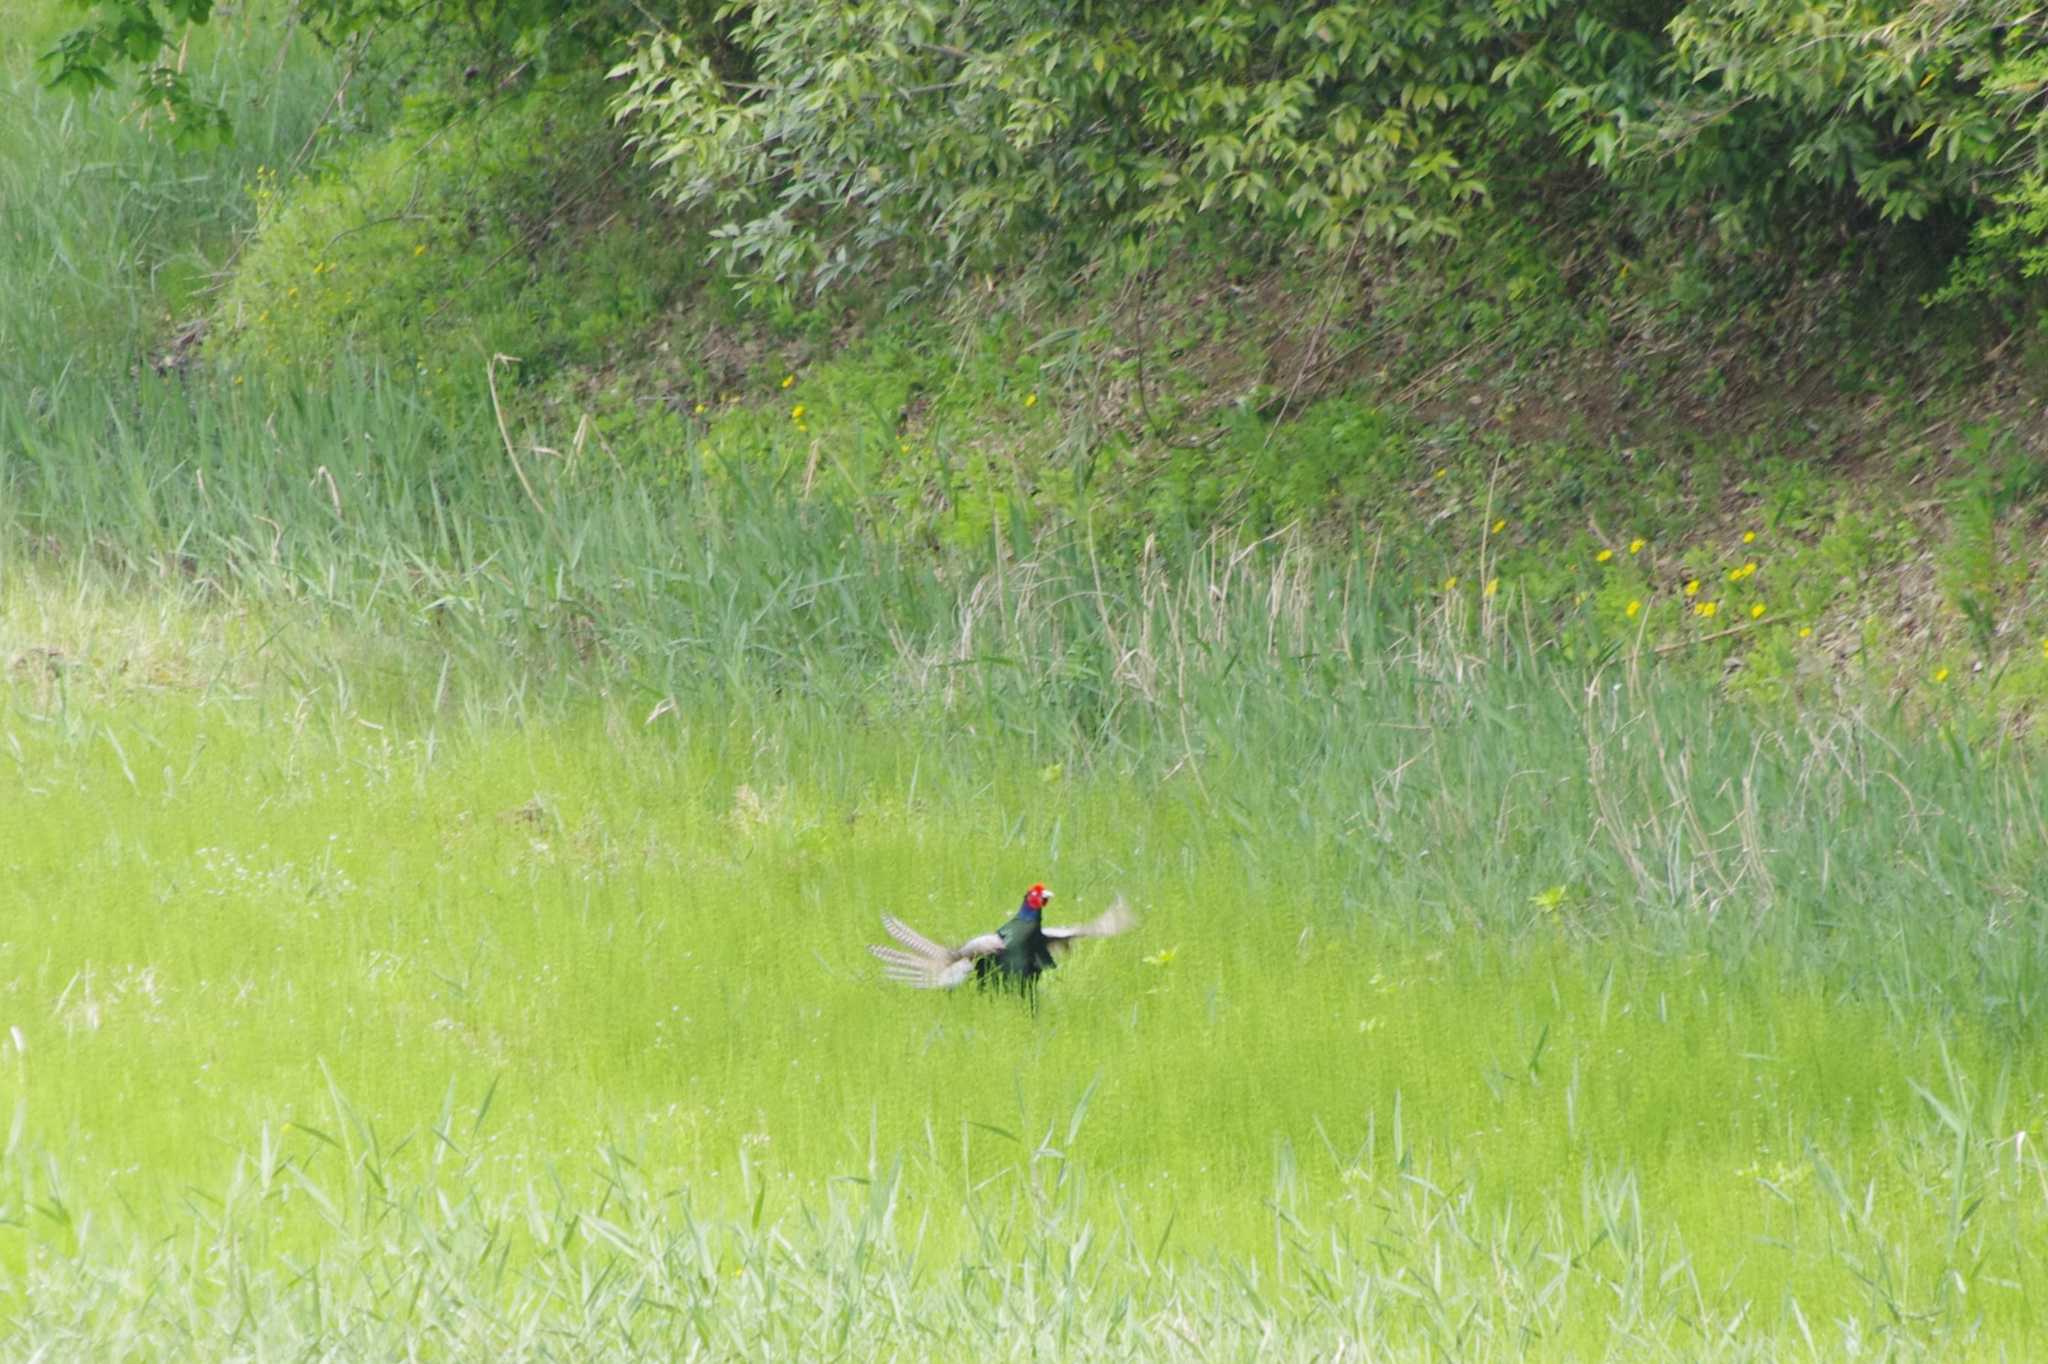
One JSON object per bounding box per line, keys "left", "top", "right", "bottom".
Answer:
{"left": 4, "top": 1, "right": 2048, "bottom": 1357}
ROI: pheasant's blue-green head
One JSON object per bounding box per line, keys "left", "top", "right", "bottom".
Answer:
{"left": 1021, "top": 883, "right": 1052, "bottom": 915}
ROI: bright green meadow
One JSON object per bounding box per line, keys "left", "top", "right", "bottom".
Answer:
{"left": 5, "top": 10, "right": 2048, "bottom": 1361}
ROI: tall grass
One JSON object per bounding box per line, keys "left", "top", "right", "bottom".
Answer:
{"left": 5, "top": 6, "right": 2048, "bottom": 1357}
{"left": 10, "top": 407, "right": 2048, "bottom": 1352}
{"left": 8, "top": 629, "right": 2048, "bottom": 1356}
{"left": 10, "top": 376, "right": 2045, "bottom": 1014}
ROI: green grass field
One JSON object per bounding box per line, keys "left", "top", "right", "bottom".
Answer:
{"left": 6, "top": 9, "right": 2048, "bottom": 1359}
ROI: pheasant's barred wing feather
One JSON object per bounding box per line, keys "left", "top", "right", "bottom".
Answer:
{"left": 1043, "top": 897, "right": 1136, "bottom": 955}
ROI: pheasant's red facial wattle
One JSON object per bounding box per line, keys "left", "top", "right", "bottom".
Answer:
{"left": 1024, "top": 883, "right": 1051, "bottom": 912}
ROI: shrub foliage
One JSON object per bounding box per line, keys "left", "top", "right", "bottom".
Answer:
{"left": 606, "top": 0, "right": 2048, "bottom": 299}
{"left": 48, "top": 1, "right": 2048, "bottom": 299}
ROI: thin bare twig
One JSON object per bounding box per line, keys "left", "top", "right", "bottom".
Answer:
{"left": 1641, "top": 617, "right": 1774, "bottom": 657}
{"left": 487, "top": 353, "right": 548, "bottom": 523}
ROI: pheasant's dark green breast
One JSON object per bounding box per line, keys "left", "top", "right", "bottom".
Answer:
{"left": 975, "top": 911, "right": 1058, "bottom": 990}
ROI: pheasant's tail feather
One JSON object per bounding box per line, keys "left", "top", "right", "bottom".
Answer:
{"left": 869, "top": 944, "right": 973, "bottom": 989}
{"left": 880, "top": 914, "right": 953, "bottom": 961}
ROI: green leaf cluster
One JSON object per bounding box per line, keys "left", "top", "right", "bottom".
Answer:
{"left": 608, "top": 0, "right": 1621, "bottom": 297}
{"left": 608, "top": 0, "right": 2048, "bottom": 302}
{"left": 52, "top": 1, "right": 2048, "bottom": 308}
{"left": 39, "top": 0, "right": 229, "bottom": 145}
{"left": 1601, "top": 1, "right": 2048, "bottom": 263}
{"left": 42, "top": 0, "right": 660, "bottom": 130}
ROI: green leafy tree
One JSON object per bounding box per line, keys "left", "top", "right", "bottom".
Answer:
{"left": 40, "top": 0, "right": 232, "bottom": 143}
{"left": 1582, "top": 0, "right": 2048, "bottom": 252}
{"left": 39, "top": 0, "right": 676, "bottom": 139}
{"left": 52, "top": 0, "right": 2048, "bottom": 304}
{"left": 608, "top": 0, "right": 1677, "bottom": 298}
{"left": 609, "top": 0, "right": 2048, "bottom": 303}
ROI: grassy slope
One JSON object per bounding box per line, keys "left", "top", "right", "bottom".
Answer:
{"left": 5, "top": 7, "right": 2048, "bottom": 1358}
{"left": 205, "top": 87, "right": 2048, "bottom": 723}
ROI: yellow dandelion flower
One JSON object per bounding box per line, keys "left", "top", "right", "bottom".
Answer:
{"left": 1934, "top": 666, "right": 1950, "bottom": 683}
{"left": 1434, "top": 467, "right": 1447, "bottom": 479}
{"left": 1443, "top": 576, "right": 1459, "bottom": 591}
{"left": 1490, "top": 519, "right": 1506, "bottom": 534}
{"left": 796, "top": 421, "right": 809, "bottom": 434}
{"left": 1596, "top": 548, "right": 1614, "bottom": 563}
{"left": 790, "top": 404, "right": 806, "bottom": 421}
{"left": 1628, "top": 538, "right": 1645, "bottom": 555}
{"left": 693, "top": 402, "right": 707, "bottom": 415}
{"left": 780, "top": 374, "right": 795, "bottom": 389}
{"left": 1626, "top": 599, "right": 1641, "bottom": 619}
{"left": 1024, "top": 392, "right": 1038, "bottom": 408}
{"left": 1484, "top": 578, "right": 1499, "bottom": 598}
{"left": 1750, "top": 603, "right": 1765, "bottom": 619}
{"left": 1684, "top": 579, "right": 1700, "bottom": 597}
{"left": 899, "top": 442, "right": 910, "bottom": 454}
{"left": 1742, "top": 530, "right": 1757, "bottom": 544}
{"left": 1799, "top": 627, "right": 1813, "bottom": 639}
{"left": 1695, "top": 600, "right": 1718, "bottom": 618}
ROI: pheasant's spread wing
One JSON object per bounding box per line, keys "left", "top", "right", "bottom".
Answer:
{"left": 1043, "top": 897, "right": 1136, "bottom": 955}
{"left": 955, "top": 932, "right": 1006, "bottom": 958}
{"left": 869, "top": 917, "right": 1004, "bottom": 989}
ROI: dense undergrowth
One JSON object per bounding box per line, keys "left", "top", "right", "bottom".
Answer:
{"left": 7, "top": 3, "right": 2048, "bottom": 1358}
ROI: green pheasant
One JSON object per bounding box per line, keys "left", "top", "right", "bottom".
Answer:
{"left": 869, "top": 884, "right": 1134, "bottom": 995}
